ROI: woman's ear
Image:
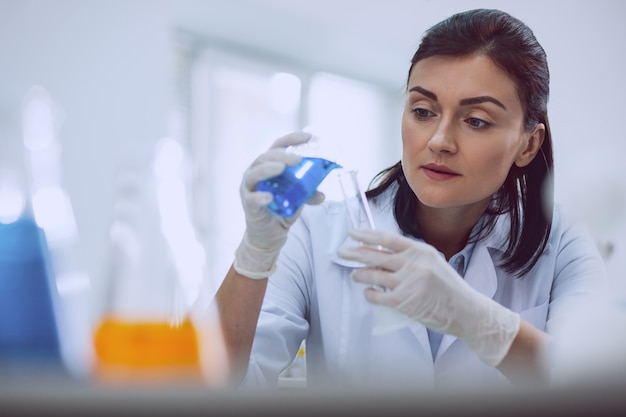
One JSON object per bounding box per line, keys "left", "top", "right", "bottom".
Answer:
{"left": 515, "top": 123, "right": 545, "bottom": 168}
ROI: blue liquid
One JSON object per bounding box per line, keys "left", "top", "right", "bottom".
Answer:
{"left": 256, "top": 157, "right": 341, "bottom": 217}
{"left": 0, "top": 215, "right": 63, "bottom": 371}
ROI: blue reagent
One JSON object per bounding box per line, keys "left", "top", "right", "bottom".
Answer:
{"left": 256, "top": 157, "right": 341, "bottom": 217}
{"left": 0, "top": 215, "right": 63, "bottom": 372}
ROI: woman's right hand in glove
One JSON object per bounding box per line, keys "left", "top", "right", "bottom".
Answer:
{"left": 233, "top": 131, "right": 325, "bottom": 279}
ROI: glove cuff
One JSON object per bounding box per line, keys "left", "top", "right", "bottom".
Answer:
{"left": 466, "top": 305, "right": 521, "bottom": 367}
{"left": 233, "top": 233, "right": 280, "bottom": 280}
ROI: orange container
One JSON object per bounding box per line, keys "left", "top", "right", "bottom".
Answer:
{"left": 93, "top": 316, "right": 202, "bottom": 384}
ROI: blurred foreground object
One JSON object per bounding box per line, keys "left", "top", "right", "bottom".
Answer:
{"left": 22, "top": 85, "right": 94, "bottom": 379}
{"left": 1, "top": 85, "right": 92, "bottom": 379}
{"left": 93, "top": 138, "right": 227, "bottom": 387}
{"left": 0, "top": 213, "right": 63, "bottom": 374}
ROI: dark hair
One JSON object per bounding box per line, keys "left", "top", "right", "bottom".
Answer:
{"left": 367, "top": 8, "right": 553, "bottom": 277}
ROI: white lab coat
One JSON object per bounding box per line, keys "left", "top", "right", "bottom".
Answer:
{"left": 242, "top": 189, "right": 607, "bottom": 391}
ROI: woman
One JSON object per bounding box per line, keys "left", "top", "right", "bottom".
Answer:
{"left": 215, "top": 8, "right": 606, "bottom": 391}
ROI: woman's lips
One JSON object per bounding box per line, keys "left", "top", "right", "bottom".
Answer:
{"left": 422, "top": 163, "right": 460, "bottom": 181}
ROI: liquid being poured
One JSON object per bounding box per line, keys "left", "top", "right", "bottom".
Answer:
{"left": 256, "top": 157, "right": 341, "bottom": 217}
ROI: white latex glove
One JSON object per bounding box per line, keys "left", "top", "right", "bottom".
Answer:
{"left": 233, "top": 131, "right": 325, "bottom": 279}
{"left": 336, "top": 228, "right": 521, "bottom": 367}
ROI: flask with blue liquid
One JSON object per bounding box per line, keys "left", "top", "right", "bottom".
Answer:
{"left": 256, "top": 136, "right": 342, "bottom": 217}
{"left": 0, "top": 211, "right": 64, "bottom": 373}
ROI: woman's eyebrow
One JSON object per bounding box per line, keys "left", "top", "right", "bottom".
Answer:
{"left": 408, "top": 86, "right": 437, "bottom": 101}
{"left": 409, "top": 86, "right": 507, "bottom": 110}
{"left": 460, "top": 96, "right": 507, "bottom": 110}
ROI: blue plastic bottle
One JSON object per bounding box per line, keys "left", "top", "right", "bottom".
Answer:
{"left": 256, "top": 156, "right": 341, "bottom": 217}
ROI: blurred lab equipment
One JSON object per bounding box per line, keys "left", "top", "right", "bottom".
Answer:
{"left": 1, "top": 85, "right": 92, "bottom": 380}
{"left": 0, "top": 210, "right": 63, "bottom": 375}
{"left": 93, "top": 138, "right": 226, "bottom": 387}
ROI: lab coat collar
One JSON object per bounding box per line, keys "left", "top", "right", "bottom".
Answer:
{"left": 435, "top": 216, "right": 509, "bottom": 359}
{"left": 463, "top": 238, "right": 500, "bottom": 298}
{"left": 435, "top": 242, "right": 500, "bottom": 359}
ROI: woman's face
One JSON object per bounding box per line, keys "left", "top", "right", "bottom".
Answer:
{"left": 401, "top": 53, "right": 543, "bottom": 212}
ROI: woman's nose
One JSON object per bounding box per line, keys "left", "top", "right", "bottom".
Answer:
{"left": 428, "top": 121, "right": 457, "bottom": 154}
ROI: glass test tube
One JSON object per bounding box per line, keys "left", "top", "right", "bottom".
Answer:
{"left": 338, "top": 170, "right": 376, "bottom": 231}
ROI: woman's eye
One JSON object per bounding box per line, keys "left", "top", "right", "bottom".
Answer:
{"left": 466, "top": 117, "right": 489, "bottom": 128}
{"left": 412, "top": 108, "right": 434, "bottom": 119}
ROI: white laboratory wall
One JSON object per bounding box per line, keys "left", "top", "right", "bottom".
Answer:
{"left": 0, "top": 0, "right": 173, "bottom": 319}
{"left": 1, "top": 0, "right": 626, "bottom": 322}
{"left": 187, "top": 50, "right": 303, "bottom": 293}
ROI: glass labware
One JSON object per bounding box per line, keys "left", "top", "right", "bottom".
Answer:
{"left": 256, "top": 135, "right": 342, "bottom": 217}
{"left": 92, "top": 141, "right": 211, "bottom": 386}
{"left": 338, "top": 169, "right": 376, "bottom": 231}
{"left": 337, "top": 169, "right": 414, "bottom": 333}
{"left": 337, "top": 169, "right": 385, "bottom": 292}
